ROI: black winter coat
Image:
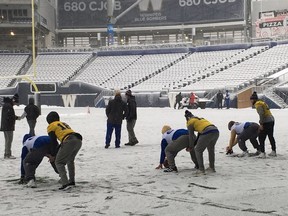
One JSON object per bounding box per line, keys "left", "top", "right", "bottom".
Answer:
{"left": 106, "top": 95, "right": 127, "bottom": 124}
{"left": 216, "top": 92, "right": 223, "bottom": 101}
{"left": 0, "top": 97, "right": 17, "bottom": 131}
{"left": 126, "top": 95, "right": 137, "bottom": 121}
{"left": 176, "top": 93, "right": 182, "bottom": 102}
{"left": 24, "top": 103, "right": 40, "bottom": 120}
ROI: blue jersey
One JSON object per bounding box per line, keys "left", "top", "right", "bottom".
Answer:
{"left": 159, "top": 129, "right": 188, "bottom": 164}
{"left": 21, "top": 136, "right": 51, "bottom": 176}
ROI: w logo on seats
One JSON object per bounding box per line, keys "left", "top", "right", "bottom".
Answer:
{"left": 138, "top": 0, "right": 163, "bottom": 12}
{"left": 62, "top": 95, "right": 76, "bottom": 107}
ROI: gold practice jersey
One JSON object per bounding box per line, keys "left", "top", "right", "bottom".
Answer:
{"left": 186, "top": 117, "right": 213, "bottom": 133}
{"left": 47, "top": 120, "right": 75, "bottom": 142}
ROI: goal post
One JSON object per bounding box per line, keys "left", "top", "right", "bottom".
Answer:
{"left": 31, "top": 0, "right": 37, "bottom": 79}
{"left": 1, "top": 0, "right": 40, "bottom": 109}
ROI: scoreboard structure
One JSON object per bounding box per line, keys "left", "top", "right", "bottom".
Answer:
{"left": 58, "top": 0, "right": 245, "bottom": 28}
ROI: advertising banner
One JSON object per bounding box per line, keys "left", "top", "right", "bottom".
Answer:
{"left": 256, "top": 10, "right": 288, "bottom": 38}
{"left": 58, "top": 0, "right": 245, "bottom": 28}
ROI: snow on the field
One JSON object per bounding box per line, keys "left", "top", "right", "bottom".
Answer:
{"left": 0, "top": 106, "right": 288, "bottom": 216}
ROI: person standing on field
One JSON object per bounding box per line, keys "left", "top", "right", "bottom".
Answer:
{"left": 224, "top": 90, "right": 230, "bottom": 109}
{"left": 250, "top": 91, "right": 276, "bottom": 158}
{"left": 124, "top": 90, "right": 138, "bottom": 146}
{"left": 174, "top": 92, "right": 182, "bottom": 109}
{"left": 216, "top": 90, "right": 223, "bottom": 109}
{"left": 105, "top": 90, "right": 127, "bottom": 149}
{"left": 0, "top": 93, "right": 20, "bottom": 159}
{"left": 184, "top": 110, "right": 219, "bottom": 176}
{"left": 46, "top": 111, "right": 82, "bottom": 190}
{"left": 20, "top": 97, "right": 40, "bottom": 136}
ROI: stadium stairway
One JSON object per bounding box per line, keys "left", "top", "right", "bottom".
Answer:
{"left": 99, "top": 55, "right": 143, "bottom": 89}
{"left": 7, "top": 54, "right": 32, "bottom": 88}
{"left": 264, "top": 88, "right": 288, "bottom": 108}
{"left": 60, "top": 53, "right": 96, "bottom": 86}
{"left": 121, "top": 52, "right": 192, "bottom": 90}
{"left": 173, "top": 46, "right": 270, "bottom": 91}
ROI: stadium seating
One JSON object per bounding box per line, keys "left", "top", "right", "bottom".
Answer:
{"left": 0, "top": 54, "right": 30, "bottom": 89}
{"left": 25, "top": 53, "right": 92, "bottom": 82}
{"left": 180, "top": 44, "right": 288, "bottom": 91}
{"left": 2, "top": 43, "right": 288, "bottom": 99}
{"left": 132, "top": 49, "right": 244, "bottom": 91}
{"left": 75, "top": 55, "right": 142, "bottom": 88}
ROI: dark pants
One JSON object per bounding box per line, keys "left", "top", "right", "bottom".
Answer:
{"left": 23, "top": 146, "right": 49, "bottom": 181}
{"left": 4, "top": 131, "right": 13, "bottom": 157}
{"left": 225, "top": 99, "right": 230, "bottom": 109}
{"left": 195, "top": 131, "right": 219, "bottom": 171}
{"left": 174, "top": 101, "right": 181, "bottom": 109}
{"left": 237, "top": 123, "right": 260, "bottom": 152}
{"left": 105, "top": 122, "right": 122, "bottom": 147}
{"left": 258, "top": 121, "right": 276, "bottom": 153}
{"left": 27, "top": 119, "right": 37, "bottom": 136}
{"left": 126, "top": 119, "right": 137, "bottom": 143}
{"left": 165, "top": 135, "right": 198, "bottom": 169}
{"left": 56, "top": 135, "right": 82, "bottom": 186}
{"left": 217, "top": 100, "right": 222, "bottom": 109}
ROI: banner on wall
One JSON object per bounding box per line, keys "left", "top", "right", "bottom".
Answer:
{"left": 256, "top": 10, "right": 288, "bottom": 38}
{"left": 58, "top": 0, "right": 245, "bottom": 29}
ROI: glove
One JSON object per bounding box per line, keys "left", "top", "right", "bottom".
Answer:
{"left": 226, "top": 148, "right": 233, "bottom": 155}
{"left": 155, "top": 164, "right": 163, "bottom": 169}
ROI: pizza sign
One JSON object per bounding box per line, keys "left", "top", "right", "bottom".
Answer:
{"left": 256, "top": 10, "right": 288, "bottom": 38}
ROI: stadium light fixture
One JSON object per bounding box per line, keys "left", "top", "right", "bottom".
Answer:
{"left": 10, "top": 31, "right": 15, "bottom": 36}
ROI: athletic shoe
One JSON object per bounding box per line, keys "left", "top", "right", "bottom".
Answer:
{"left": 254, "top": 150, "right": 261, "bottom": 156}
{"left": 27, "top": 179, "right": 37, "bottom": 188}
{"left": 105, "top": 144, "right": 110, "bottom": 149}
{"left": 193, "top": 170, "right": 206, "bottom": 176}
{"left": 125, "top": 140, "right": 139, "bottom": 146}
{"left": 268, "top": 151, "right": 277, "bottom": 157}
{"left": 164, "top": 166, "right": 178, "bottom": 173}
{"left": 238, "top": 151, "right": 249, "bottom": 157}
{"left": 115, "top": 146, "right": 120, "bottom": 148}
{"left": 4, "top": 155, "right": 16, "bottom": 159}
{"left": 131, "top": 140, "right": 139, "bottom": 145}
{"left": 257, "top": 152, "right": 266, "bottom": 159}
{"left": 18, "top": 177, "right": 26, "bottom": 184}
{"left": 59, "top": 184, "right": 73, "bottom": 190}
{"left": 68, "top": 182, "right": 75, "bottom": 186}
{"left": 205, "top": 167, "right": 216, "bottom": 173}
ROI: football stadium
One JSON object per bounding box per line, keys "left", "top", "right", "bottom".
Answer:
{"left": 0, "top": 0, "right": 288, "bottom": 108}
{"left": 1, "top": 1, "right": 288, "bottom": 216}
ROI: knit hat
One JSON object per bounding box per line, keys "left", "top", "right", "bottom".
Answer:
{"left": 228, "top": 121, "right": 235, "bottom": 130}
{"left": 114, "top": 89, "right": 121, "bottom": 96}
{"left": 12, "top": 93, "right": 19, "bottom": 103}
{"left": 250, "top": 91, "right": 258, "bottom": 100}
{"left": 125, "top": 90, "right": 132, "bottom": 96}
{"left": 28, "top": 97, "right": 35, "bottom": 104}
{"left": 161, "top": 125, "right": 171, "bottom": 134}
{"left": 184, "top": 110, "right": 193, "bottom": 120}
{"left": 22, "top": 134, "right": 32, "bottom": 144}
{"left": 46, "top": 111, "right": 60, "bottom": 124}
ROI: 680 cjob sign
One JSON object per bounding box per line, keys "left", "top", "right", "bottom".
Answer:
{"left": 58, "top": 0, "right": 245, "bottom": 28}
